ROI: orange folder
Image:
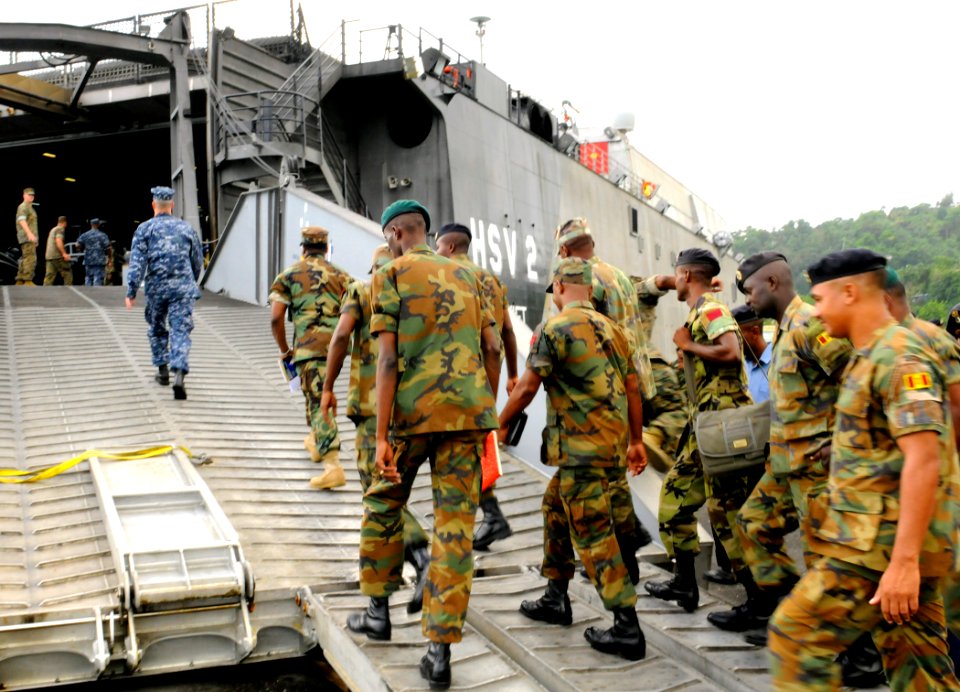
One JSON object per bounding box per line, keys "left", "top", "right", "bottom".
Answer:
{"left": 481, "top": 431, "right": 502, "bottom": 492}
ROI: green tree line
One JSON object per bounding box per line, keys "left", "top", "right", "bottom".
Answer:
{"left": 732, "top": 194, "right": 960, "bottom": 321}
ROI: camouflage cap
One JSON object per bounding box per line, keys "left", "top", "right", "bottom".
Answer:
{"left": 151, "top": 186, "right": 175, "bottom": 201}
{"left": 805, "top": 248, "right": 886, "bottom": 286}
{"left": 23, "top": 187, "right": 35, "bottom": 195}
{"left": 736, "top": 251, "right": 787, "bottom": 293}
{"left": 90, "top": 218, "right": 101, "bottom": 225}
{"left": 369, "top": 243, "right": 393, "bottom": 273}
{"left": 555, "top": 217, "right": 592, "bottom": 246}
{"left": 381, "top": 199, "right": 431, "bottom": 231}
{"left": 301, "top": 226, "right": 329, "bottom": 245}
{"left": 546, "top": 257, "right": 592, "bottom": 293}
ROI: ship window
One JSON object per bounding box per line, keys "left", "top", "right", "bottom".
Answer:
{"left": 629, "top": 207, "right": 638, "bottom": 236}
{"left": 655, "top": 243, "right": 661, "bottom": 260}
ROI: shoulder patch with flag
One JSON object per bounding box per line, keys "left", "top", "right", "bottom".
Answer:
{"left": 903, "top": 372, "right": 933, "bottom": 391}
{"left": 816, "top": 332, "right": 832, "bottom": 346}
{"left": 704, "top": 308, "right": 724, "bottom": 322}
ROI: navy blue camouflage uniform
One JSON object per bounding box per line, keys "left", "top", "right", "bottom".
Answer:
{"left": 77, "top": 225, "right": 110, "bottom": 286}
{"left": 126, "top": 191, "right": 203, "bottom": 374}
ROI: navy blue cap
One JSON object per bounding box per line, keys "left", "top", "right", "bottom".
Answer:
{"left": 732, "top": 304, "right": 763, "bottom": 325}
{"left": 151, "top": 186, "right": 175, "bottom": 201}
{"left": 437, "top": 222, "right": 471, "bottom": 239}
{"left": 736, "top": 251, "right": 787, "bottom": 293}
{"left": 676, "top": 248, "right": 720, "bottom": 277}
{"left": 806, "top": 249, "right": 886, "bottom": 286}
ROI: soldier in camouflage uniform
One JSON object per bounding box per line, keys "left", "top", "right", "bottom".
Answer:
{"left": 76, "top": 219, "right": 110, "bottom": 286}
{"left": 126, "top": 186, "right": 203, "bottom": 400}
{"left": 555, "top": 218, "right": 653, "bottom": 582}
{"left": 630, "top": 274, "right": 688, "bottom": 471}
{"left": 644, "top": 248, "right": 759, "bottom": 614}
{"left": 346, "top": 200, "right": 501, "bottom": 690}
{"left": 498, "top": 257, "right": 648, "bottom": 661}
{"left": 320, "top": 243, "right": 431, "bottom": 613}
{"left": 733, "top": 253, "right": 853, "bottom": 647}
{"left": 14, "top": 187, "right": 38, "bottom": 285}
{"left": 269, "top": 226, "right": 351, "bottom": 490}
{"left": 42, "top": 216, "right": 73, "bottom": 286}
{"left": 769, "top": 249, "right": 960, "bottom": 691}
{"left": 435, "top": 222, "right": 520, "bottom": 552}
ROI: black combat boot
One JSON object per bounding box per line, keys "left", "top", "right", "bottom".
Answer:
{"left": 704, "top": 566, "right": 738, "bottom": 585}
{"left": 419, "top": 641, "right": 451, "bottom": 690}
{"left": 839, "top": 633, "right": 886, "bottom": 688}
{"left": 405, "top": 544, "right": 430, "bottom": 614}
{"left": 155, "top": 364, "right": 170, "bottom": 386}
{"left": 473, "top": 496, "right": 512, "bottom": 551}
{"left": 644, "top": 552, "right": 698, "bottom": 612}
{"left": 583, "top": 606, "right": 646, "bottom": 661}
{"left": 519, "top": 579, "right": 573, "bottom": 625}
{"left": 708, "top": 569, "right": 777, "bottom": 632}
{"left": 346, "top": 596, "right": 391, "bottom": 641}
{"left": 615, "top": 527, "right": 641, "bottom": 585}
{"left": 172, "top": 369, "right": 187, "bottom": 400}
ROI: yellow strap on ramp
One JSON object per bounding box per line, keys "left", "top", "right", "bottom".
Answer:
{"left": 0, "top": 445, "right": 196, "bottom": 484}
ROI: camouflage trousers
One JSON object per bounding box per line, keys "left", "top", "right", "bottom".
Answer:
{"left": 144, "top": 292, "right": 196, "bottom": 373}
{"left": 769, "top": 557, "right": 959, "bottom": 691}
{"left": 297, "top": 359, "right": 340, "bottom": 458}
{"left": 359, "top": 430, "right": 486, "bottom": 643}
{"left": 736, "top": 460, "right": 828, "bottom": 589}
{"left": 657, "top": 426, "right": 761, "bottom": 571}
{"left": 541, "top": 465, "right": 637, "bottom": 610}
{"left": 943, "top": 574, "right": 960, "bottom": 640}
{"left": 84, "top": 265, "right": 105, "bottom": 286}
{"left": 644, "top": 358, "right": 687, "bottom": 457}
{"left": 354, "top": 416, "right": 428, "bottom": 549}
{"left": 43, "top": 257, "right": 73, "bottom": 285}
{"left": 16, "top": 241, "right": 36, "bottom": 282}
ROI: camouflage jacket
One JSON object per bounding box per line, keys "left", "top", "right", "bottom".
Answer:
{"left": 808, "top": 322, "right": 960, "bottom": 577}
{"left": 528, "top": 301, "right": 634, "bottom": 467}
{"left": 77, "top": 228, "right": 110, "bottom": 267}
{"left": 127, "top": 213, "right": 203, "bottom": 300}
{"left": 449, "top": 253, "right": 508, "bottom": 359}
{"left": 269, "top": 254, "right": 351, "bottom": 365}
{"left": 340, "top": 279, "right": 377, "bottom": 419}
{"left": 768, "top": 295, "right": 852, "bottom": 474}
{"left": 630, "top": 274, "right": 667, "bottom": 346}
{"left": 589, "top": 257, "right": 655, "bottom": 399}
{"left": 684, "top": 293, "right": 752, "bottom": 412}
{"left": 15, "top": 201, "right": 36, "bottom": 244}
{"left": 44, "top": 225, "right": 65, "bottom": 260}
{"left": 371, "top": 243, "right": 498, "bottom": 436}
{"left": 903, "top": 314, "right": 960, "bottom": 386}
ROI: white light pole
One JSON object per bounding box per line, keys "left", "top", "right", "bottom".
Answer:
{"left": 470, "top": 16, "right": 490, "bottom": 64}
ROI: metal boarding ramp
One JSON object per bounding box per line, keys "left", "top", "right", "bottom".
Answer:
{"left": 0, "top": 448, "right": 255, "bottom": 687}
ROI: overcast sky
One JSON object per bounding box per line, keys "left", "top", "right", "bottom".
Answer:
{"left": 8, "top": 1, "right": 959, "bottom": 232}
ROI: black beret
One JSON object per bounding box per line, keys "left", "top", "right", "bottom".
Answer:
{"left": 946, "top": 303, "right": 960, "bottom": 336}
{"left": 437, "top": 222, "right": 471, "bottom": 239}
{"left": 805, "top": 249, "right": 887, "bottom": 287}
{"left": 736, "top": 251, "right": 788, "bottom": 293}
{"left": 732, "top": 304, "right": 763, "bottom": 325}
{"left": 676, "top": 248, "right": 720, "bottom": 277}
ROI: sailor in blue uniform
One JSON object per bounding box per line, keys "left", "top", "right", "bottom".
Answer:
{"left": 125, "top": 186, "right": 203, "bottom": 400}
{"left": 76, "top": 218, "right": 110, "bottom": 286}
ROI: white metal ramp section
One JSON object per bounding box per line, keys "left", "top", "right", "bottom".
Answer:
{"left": 88, "top": 447, "right": 256, "bottom": 673}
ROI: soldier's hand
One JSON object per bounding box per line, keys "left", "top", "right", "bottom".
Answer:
{"left": 869, "top": 560, "right": 920, "bottom": 625}
{"left": 626, "top": 442, "right": 647, "bottom": 475}
{"left": 320, "top": 390, "right": 337, "bottom": 424}
{"left": 376, "top": 440, "right": 400, "bottom": 483}
{"left": 506, "top": 376, "right": 519, "bottom": 396}
{"left": 125, "top": 297, "right": 135, "bottom": 310}
{"left": 710, "top": 277, "right": 724, "bottom": 291}
{"left": 673, "top": 326, "right": 693, "bottom": 351}
{"left": 497, "top": 425, "right": 510, "bottom": 445}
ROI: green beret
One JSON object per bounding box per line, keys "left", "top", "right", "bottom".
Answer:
{"left": 381, "top": 199, "right": 431, "bottom": 232}
{"left": 546, "top": 257, "right": 592, "bottom": 293}
{"left": 806, "top": 249, "right": 886, "bottom": 287}
{"left": 884, "top": 266, "right": 902, "bottom": 289}
{"left": 676, "top": 248, "right": 720, "bottom": 277}
{"left": 736, "top": 251, "right": 787, "bottom": 293}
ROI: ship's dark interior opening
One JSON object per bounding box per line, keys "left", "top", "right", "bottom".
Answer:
{"left": 385, "top": 84, "right": 434, "bottom": 149}
{"left": 0, "top": 124, "right": 209, "bottom": 262}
